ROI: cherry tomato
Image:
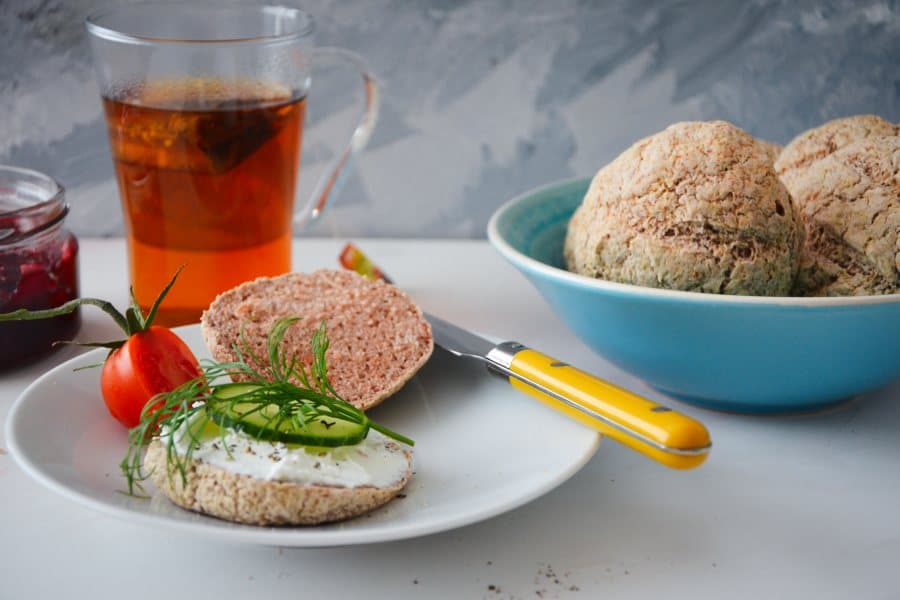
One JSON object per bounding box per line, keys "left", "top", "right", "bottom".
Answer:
{"left": 100, "top": 325, "right": 201, "bottom": 428}
{"left": 0, "top": 267, "right": 199, "bottom": 430}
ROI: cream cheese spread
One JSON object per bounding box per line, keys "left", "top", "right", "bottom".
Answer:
{"left": 167, "top": 417, "right": 410, "bottom": 488}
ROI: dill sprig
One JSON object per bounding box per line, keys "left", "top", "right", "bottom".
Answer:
{"left": 120, "top": 317, "right": 414, "bottom": 497}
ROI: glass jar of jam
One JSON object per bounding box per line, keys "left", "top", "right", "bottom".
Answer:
{"left": 0, "top": 165, "right": 80, "bottom": 369}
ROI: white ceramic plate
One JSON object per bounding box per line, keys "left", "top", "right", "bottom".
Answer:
{"left": 6, "top": 325, "right": 600, "bottom": 547}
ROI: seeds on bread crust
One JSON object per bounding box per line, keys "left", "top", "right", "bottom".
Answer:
{"left": 200, "top": 270, "right": 433, "bottom": 410}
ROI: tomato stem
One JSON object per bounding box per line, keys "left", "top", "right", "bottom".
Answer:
{"left": 0, "top": 265, "right": 185, "bottom": 338}
{"left": 143, "top": 265, "right": 184, "bottom": 328}
{"left": 125, "top": 307, "right": 144, "bottom": 334}
{"left": 128, "top": 287, "right": 146, "bottom": 330}
{"left": 0, "top": 297, "right": 128, "bottom": 330}
{"left": 59, "top": 339, "right": 125, "bottom": 350}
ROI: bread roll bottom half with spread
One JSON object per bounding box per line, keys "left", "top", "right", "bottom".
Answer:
{"left": 145, "top": 270, "right": 434, "bottom": 526}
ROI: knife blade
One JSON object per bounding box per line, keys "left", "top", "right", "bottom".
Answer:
{"left": 425, "top": 312, "right": 711, "bottom": 469}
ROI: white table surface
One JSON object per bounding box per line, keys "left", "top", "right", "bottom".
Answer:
{"left": 3, "top": 238, "right": 899, "bottom": 599}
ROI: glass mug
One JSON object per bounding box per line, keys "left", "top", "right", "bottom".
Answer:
{"left": 86, "top": 2, "right": 378, "bottom": 326}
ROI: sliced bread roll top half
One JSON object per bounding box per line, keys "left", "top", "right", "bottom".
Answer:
{"left": 200, "top": 269, "right": 434, "bottom": 410}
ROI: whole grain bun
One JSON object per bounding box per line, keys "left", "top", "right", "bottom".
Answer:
{"left": 775, "top": 115, "right": 899, "bottom": 189}
{"left": 201, "top": 270, "right": 433, "bottom": 410}
{"left": 787, "top": 135, "right": 899, "bottom": 296}
{"left": 757, "top": 139, "right": 783, "bottom": 165}
{"left": 144, "top": 438, "right": 412, "bottom": 525}
{"left": 564, "top": 121, "right": 801, "bottom": 295}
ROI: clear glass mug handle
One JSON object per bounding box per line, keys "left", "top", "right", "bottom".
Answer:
{"left": 295, "top": 47, "right": 380, "bottom": 225}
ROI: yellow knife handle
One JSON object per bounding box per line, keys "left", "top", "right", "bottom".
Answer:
{"left": 502, "top": 348, "right": 711, "bottom": 469}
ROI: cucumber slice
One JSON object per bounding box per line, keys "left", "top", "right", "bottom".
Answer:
{"left": 205, "top": 383, "right": 369, "bottom": 447}
{"left": 183, "top": 413, "right": 223, "bottom": 443}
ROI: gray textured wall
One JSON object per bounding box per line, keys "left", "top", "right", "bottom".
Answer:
{"left": 1, "top": 0, "right": 898, "bottom": 239}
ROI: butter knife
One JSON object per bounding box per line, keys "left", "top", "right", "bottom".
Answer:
{"left": 425, "top": 313, "right": 711, "bottom": 469}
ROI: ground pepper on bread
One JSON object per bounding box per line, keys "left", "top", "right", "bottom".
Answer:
{"left": 124, "top": 314, "right": 420, "bottom": 526}
{"left": 144, "top": 437, "right": 413, "bottom": 526}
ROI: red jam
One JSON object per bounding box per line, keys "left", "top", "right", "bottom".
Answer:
{"left": 0, "top": 166, "right": 80, "bottom": 369}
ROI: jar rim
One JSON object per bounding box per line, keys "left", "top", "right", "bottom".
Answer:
{"left": 0, "top": 165, "right": 68, "bottom": 247}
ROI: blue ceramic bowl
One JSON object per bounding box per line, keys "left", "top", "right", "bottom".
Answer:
{"left": 487, "top": 177, "right": 900, "bottom": 414}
